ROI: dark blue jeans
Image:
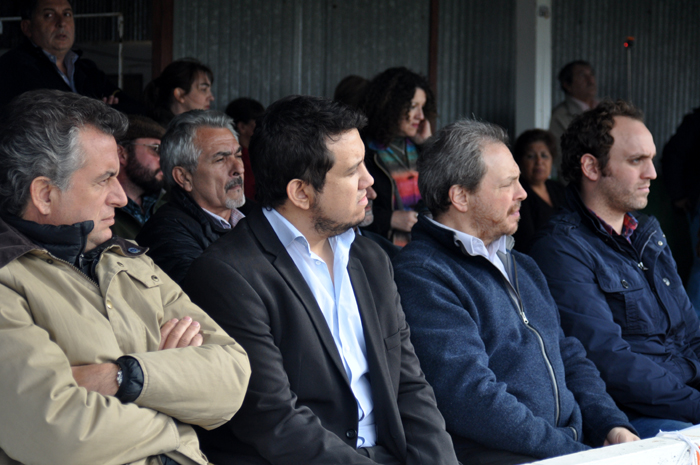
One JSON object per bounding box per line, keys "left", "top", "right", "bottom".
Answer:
{"left": 629, "top": 417, "right": 694, "bottom": 439}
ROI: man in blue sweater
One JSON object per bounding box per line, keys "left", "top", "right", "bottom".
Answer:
{"left": 393, "top": 119, "right": 637, "bottom": 464}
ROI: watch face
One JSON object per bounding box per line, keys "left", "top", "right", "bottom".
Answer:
{"left": 116, "top": 368, "right": 123, "bottom": 387}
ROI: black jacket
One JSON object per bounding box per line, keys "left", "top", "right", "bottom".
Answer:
{"left": 181, "top": 207, "right": 458, "bottom": 465}
{"left": 136, "top": 186, "right": 232, "bottom": 284}
{"left": 0, "top": 39, "right": 143, "bottom": 114}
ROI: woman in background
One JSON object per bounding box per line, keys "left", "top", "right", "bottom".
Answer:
{"left": 361, "top": 67, "right": 436, "bottom": 246}
{"left": 512, "top": 129, "right": 566, "bottom": 253}
{"left": 144, "top": 58, "right": 214, "bottom": 127}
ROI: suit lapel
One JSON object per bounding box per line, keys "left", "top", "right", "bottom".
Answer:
{"left": 348, "top": 254, "right": 393, "bottom": 392}
{"left": 248, "top": 208, "right": 350, "bottom": 385}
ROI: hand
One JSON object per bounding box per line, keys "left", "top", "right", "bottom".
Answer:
{"left": 391, "top": 210, "right": 419, "bottom": 232}
{"left": 412, "top": 119, "right": 432, "bottom": 145}
{"left": 603, "top": 427, "right": 639, "bottom": 446}
{"left": 102, "top": 95, "right": 120, "bottom": 105}
{"left": 71, "top": 363, "right": 120, "bottom": 396}
{"left": 159, "top": 317, "right": 203, "bottom": 350}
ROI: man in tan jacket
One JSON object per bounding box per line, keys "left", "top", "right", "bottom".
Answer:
{"left": 0, "top": 89, "right": 251, "bottom": 465}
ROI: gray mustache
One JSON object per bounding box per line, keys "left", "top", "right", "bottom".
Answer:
{"left": 225, "top": 177, "right": 243, "bottom": 190}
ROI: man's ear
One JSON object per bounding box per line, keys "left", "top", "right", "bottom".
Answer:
{"left": 173, "top": 87, "right": 187, "bottom": 104}
{"left": 172, "top": 167, "right": 193, "bottom": 192}
{"left": 448, "top": 184, "right": 469, "bottom": 213}
{"left": 28, "top": 176, "right": 55, "bottom": 216}
{"left": 20, "top": 20, "right": 32, "bottom": 39}
{"left": 581, "top": 153, "right": 601, "bottom": 182}
{"left": 117, "top": 145, "right": 129, "bottom": 167}
{"left": 286, "top": 179, "right": 313, "bottom": 211}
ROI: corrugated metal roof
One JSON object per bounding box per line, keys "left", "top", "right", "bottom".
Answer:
{"left": 551, "top": 0, "right": 700, "bottom": 152}
{"left": 437, "top": 0, "right": 516, "bottom": 135}
{"left": 173, "top": 0, "right": 430, "bottom": 111}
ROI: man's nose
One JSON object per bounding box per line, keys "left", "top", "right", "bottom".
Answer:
{"left": 644, "top": 159, "right": 657, "bottom": 180}
{"left": 110, "top": 179, "right": 128, "bottom": 208}
{"left": 230, "top": 155, "right": 244, "bottom": 176}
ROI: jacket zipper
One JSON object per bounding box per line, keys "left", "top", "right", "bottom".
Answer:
{"left": 52, "top": 254, "right": 101, "bottom": 289}
{"left": 502, "top": 255, "right": 561, "bottom": 426}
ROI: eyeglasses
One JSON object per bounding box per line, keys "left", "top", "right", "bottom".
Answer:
{"left": 125, "top": 142, "right": 160, "bottom": 155}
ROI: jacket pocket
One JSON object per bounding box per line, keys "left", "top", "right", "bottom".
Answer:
{"left": 594, "top": 267, "right": 650, "bottom": 335}
{"left": 384, "top": 331, "right": 401, "bottom": 351}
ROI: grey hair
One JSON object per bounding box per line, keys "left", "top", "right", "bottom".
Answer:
{"left": 418, "top": 119, "right": 509, "bottom": 217}
{"left": 0, "top": 89, "right": 127, "bottom": 216}
{"left": 160, "top": 110, "right": 239, "bottom": 189}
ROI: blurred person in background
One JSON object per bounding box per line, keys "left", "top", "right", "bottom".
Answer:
{"left": 361, "top": 67, "right": 436, "bottom": 246}
{"left": 511, "top": 129, "right": 566, "bottom": 253}
{"left": 334, "top": 74, "right": 369, "bottom": 110}
{"left": 144, "top": 58, "right": 215, "bottom": 127}
{"left": 225, "top": 97, "right": 265, "bottom": 200}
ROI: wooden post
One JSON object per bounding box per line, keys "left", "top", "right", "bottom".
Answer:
{"left": 152, "top": 0, "right": 174, "bottom": 78}
{"left": 428, "top": 0, "right": 439, "bottom": 129}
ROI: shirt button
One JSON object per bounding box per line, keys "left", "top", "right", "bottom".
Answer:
{"left": 621, "top": 280, "right": 630, "bottom": 289}
{"left": 116, "top": 262, "right": 124, "bottom": 267}
{"left": 346, "top": 429, "right": 357, "bottom": 439}
{"left": 106, "top": 300, "right": 113, "bottom": 310}
{"left": 151, "top": 275, "right": 159, "bottom": 281}
{"left": 663, "top": 278, "right": 671, "bottom": 286}
{"left": 657, "top": 241, "right": 664, "bottom": 246}
{"left": 46, "top": 259, "right": 53, "bottom": 264}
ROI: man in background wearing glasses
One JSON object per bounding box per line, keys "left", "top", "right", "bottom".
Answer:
{"left": 113, "top": 115, "right": 166, "bottom": 239}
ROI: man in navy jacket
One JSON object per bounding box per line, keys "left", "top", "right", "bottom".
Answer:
{"left": 393, "top": 119, "right": 637, "bottom": 465}
{"left": 531, "top": 100, "right": 700, "bottom": 438}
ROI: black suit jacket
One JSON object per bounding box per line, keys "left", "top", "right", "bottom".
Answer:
{"left": 182, "top": 207, "right": 457, "bottom": 465}
{"left": 0, "top": 40, "right": 143, "bottom": 114}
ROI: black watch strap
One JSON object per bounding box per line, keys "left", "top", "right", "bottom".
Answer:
{"left": 114, "top": 356, "right": 144, "bottom": 403}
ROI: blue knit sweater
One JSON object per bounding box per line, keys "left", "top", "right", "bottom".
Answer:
{"left": 393, "top": 216, "right": 633, "bottom": 459}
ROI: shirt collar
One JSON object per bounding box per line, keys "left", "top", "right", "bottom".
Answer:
{"left": 426, "top": 216, "right": 509, "bottom": 259}
{"left": 202, "top": 208, "right": 244, "bottom": 230}
{"left": 263, "top": 207, "right": 356, "bottom": 257}
{"left": 587, "top": 208, "right": 639, "bottom": 243}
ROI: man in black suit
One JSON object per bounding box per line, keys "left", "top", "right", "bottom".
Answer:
{"left": 0, "top": 0, "right": 142, "bottom": 114}
{"left": 181, "top": 95, "right": 458, "bottom": 465}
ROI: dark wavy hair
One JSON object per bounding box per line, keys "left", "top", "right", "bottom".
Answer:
{"left": 361, "top": 67, "right": 436, "bottom": 146}
{"left": 561, "top": 99, "right": 644, "bottom": 187}
{"left": 250, "top": 95, "right": 367, "bottom": 209}
{"left": 512, "top": 129, "right": 558, "bottom": 165}
{"left": 144, "top": 58, "right": 214, "bottom": 127}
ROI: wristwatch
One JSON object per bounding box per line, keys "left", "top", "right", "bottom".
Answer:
{"left": 116, "top": 366, "right": 123, "bottom": 387}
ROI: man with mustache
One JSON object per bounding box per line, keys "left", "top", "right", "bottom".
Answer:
{"left": 137, "top": 110, "right": 247, "bottom": 283}
{"left": 392, "top": 119, "right": 637, "bottom": 464}
{"left": 112, "top": 115, "right": 166, "bottom": 240}
{"left": 531, "top": 100, "right": 700, "bottom": 438}
{"left": 0, "top": 0, "right": 142, "bottom": 114}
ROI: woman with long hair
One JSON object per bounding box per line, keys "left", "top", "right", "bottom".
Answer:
{"left": 361, "top": 67, "right": 436, "bottom": 246}
{"left": 144, "top": 58, "right": 214, "bottom": 127}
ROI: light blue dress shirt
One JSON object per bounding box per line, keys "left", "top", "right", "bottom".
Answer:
{"left": 40, "top": 46, "right": 79, "bottom": 92}
{"left": 264, "top": 208, "right": 376, "bottom": 447}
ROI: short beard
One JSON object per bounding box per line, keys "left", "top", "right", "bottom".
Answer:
{"left": 125, "top": 150, "right": 163, "bottom": 195}
{"left": 311, "top": 199, "right": 361, "bottom": 237}
{"left": 225, "top": 176, "right": 246, "bottom": 209}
